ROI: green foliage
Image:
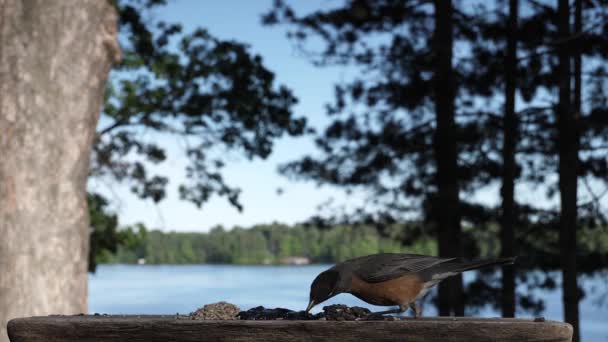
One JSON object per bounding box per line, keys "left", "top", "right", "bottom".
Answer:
{"left": 103, "top": 223, "right": 437, "bottom": 265}
{"left": 88, "top": 193, "right": 147, "bottom": 272}
{"left": 264, "top": 0, "right": 608, "bottom": 319}
{"left": 264, "top": 0, "right": 608, "bottom": 244}
{"left": 92, "top": 0, "right": 306, "bottom": 211}
{"left": 88, "top": 0, "right": 309, "bottom": 272}
{"left": 94, "top": 218, "right": 608, "bottom": 267}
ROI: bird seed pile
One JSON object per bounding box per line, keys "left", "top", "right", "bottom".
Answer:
{"left": 189, "top": 302, "right": 400, "bottom": 321}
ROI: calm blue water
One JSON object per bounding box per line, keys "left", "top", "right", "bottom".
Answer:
{"left": 89, "top": 265, "right": 607, "bottom": 341}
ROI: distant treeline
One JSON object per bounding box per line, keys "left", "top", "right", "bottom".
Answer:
{"left": 98, "top": 223, "right": 437, "bottom": 265}
{"left": 98, "top": 221, "right": 608, "bottom": 268}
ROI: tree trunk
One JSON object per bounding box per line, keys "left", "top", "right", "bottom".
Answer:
{"left": 556, "top": 0, "right": 580, "bottom": 341}
{"left": 500, "top": 0, "right": 519, "bottom": 319}
{"left": 573, "top": 0, "right": 581, "bottom": 115}
{"left": 0, "top": 1, "right": 120, "bottom": 342}
{"left": 432, "top": 0, "right": 463, "bottom": 316}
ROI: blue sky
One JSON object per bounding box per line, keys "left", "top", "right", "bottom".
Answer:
{"left": 90, "top": 0, "right": 601, "bottom": 232}
{"left": 90, "top": 0, "right": 368, "bottom": 231}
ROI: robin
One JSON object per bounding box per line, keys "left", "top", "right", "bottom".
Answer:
{"left": 305, "top": 253, "right": 515, "bottom": 317}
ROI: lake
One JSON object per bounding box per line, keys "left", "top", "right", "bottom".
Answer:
{"left": 89, "top": 265, "right": 607, "bottom": 341}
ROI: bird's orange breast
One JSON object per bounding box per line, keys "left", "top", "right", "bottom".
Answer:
{"left": 349, "top": 274, "right": 425, "bottom": 307}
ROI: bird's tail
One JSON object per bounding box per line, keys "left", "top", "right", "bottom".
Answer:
{"left": 452, "top": 257, "right": 516, "bottom": 273}
{"left": 424, "top": 257, "right": 516, "bottom": 282}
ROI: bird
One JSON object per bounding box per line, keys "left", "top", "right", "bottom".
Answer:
{"left": 305, "top": 253, "right": 515, "bottom": 317}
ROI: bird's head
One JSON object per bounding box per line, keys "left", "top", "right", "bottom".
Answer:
{"left": 306, "top": 269, "right": 341, "bottom": 313}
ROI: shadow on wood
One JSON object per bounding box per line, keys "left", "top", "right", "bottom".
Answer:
{"left": 7, "top": 315, "right": 572, "bottom": 342}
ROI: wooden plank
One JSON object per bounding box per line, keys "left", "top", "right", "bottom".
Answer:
{"left": 7, "top": 315, "right": 573, "bottom": 342}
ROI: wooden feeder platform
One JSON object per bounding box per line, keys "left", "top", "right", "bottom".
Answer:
{"left": 7, "top": 315, "right": 573, "bottom": 342}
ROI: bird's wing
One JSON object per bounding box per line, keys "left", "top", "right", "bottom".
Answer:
{"left": 351, "top": 253, "right": 456, "bottom": 283}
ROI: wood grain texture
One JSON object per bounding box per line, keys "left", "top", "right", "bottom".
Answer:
{"left": 7, "top": 316, "right": 573, "bottom": 342}
{"left": 0, "top": 1, "right": 119, "bottom": 342}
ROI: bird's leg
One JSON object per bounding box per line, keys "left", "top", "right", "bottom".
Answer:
{"left": 372, "top": 305, "right": 407, "bottom": 315}
{"left": 409, "top": 302, "right": 422, "bottom": 318}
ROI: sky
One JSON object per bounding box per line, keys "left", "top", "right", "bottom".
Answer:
{"left": 89, "top": 0, "right": 603, "bottom": 233}
{"left": 90, "top": 0, "right": 368, "bottom": 232}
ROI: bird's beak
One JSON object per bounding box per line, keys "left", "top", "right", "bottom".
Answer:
{"left": 305, "top": 300, "right": 315, "bottom": 313}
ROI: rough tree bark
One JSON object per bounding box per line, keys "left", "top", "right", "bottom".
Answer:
{"left": 0, "top": 1, "right": 120, "bottom": 342}
{"left": 500, "top": 0, "right": 518, "bottom": 319}
{"left": 556, "top": 0, "right": 580, "bottom": 341}
{"left": 432, "top": 0, "right": 464, "bottom": 316}
{"left": 573, "top": 0, "right": 581, "bottom": 115}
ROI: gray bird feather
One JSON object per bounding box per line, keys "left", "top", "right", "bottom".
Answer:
{"left": 337, "top": 253, "right": 515, "bottom": 283}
